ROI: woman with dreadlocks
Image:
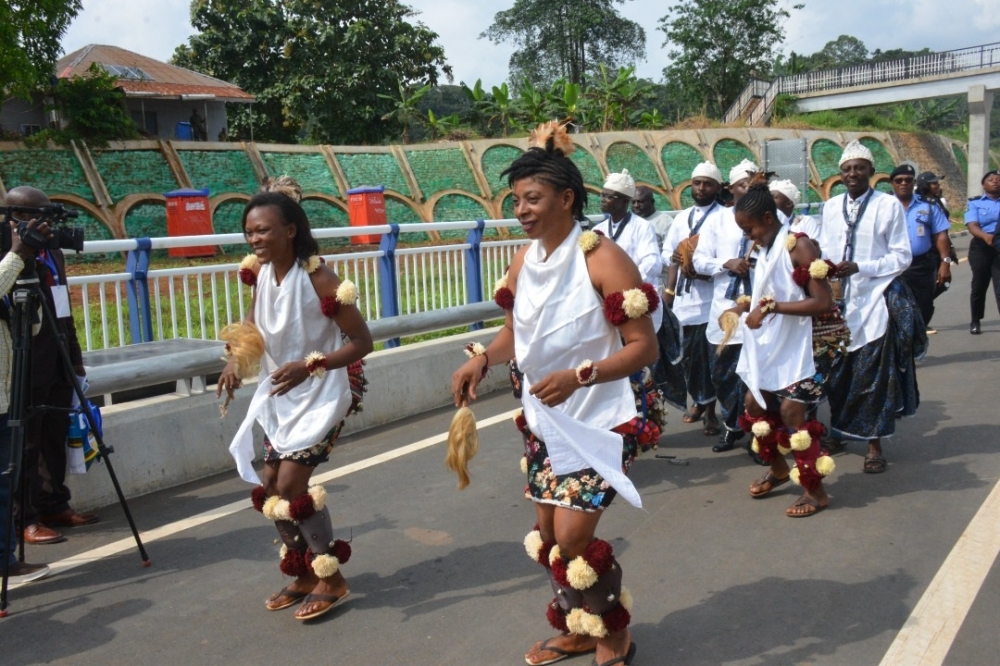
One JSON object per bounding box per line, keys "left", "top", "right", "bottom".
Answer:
{"left": 724, "top": 178, "right": 850, "bottom": 517}
{"left": 451, "top": 122, "right": 657, "bottom": 666}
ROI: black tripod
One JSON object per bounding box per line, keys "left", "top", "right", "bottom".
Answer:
{"left": 1, "top": 259, "right": 150, "bottom": 616}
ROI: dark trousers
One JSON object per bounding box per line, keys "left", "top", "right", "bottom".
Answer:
{"left": 18, "top": 378, "right": 74, "bottom": 524}
{"left": 968, "top": 237, "right": 1000, "bottom": 322}
{"left": 901, "top": 251, "right": 938, "bottom": 326}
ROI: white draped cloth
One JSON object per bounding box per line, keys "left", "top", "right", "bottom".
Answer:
{"left": 229, "top": 262, "right": 353, "bottom": 484}
{"left": 592, "top": 213, "right": 663, "bottom": 330}
{"left": 819, "top": 190, "right": 911, "bottom": 351}
{"left": 514, "top": 225, "right": 643, "bottom": 508}
{"left": 736, "top": 224, "right": 815, "bottom": 408}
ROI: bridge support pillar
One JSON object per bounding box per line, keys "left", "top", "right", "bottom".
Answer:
{"left": 968, "top": 85, "right": 994, "bottom": 198}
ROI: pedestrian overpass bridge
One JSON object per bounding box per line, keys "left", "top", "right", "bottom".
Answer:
{"left": 724, "top": 41, "right": 1000, "bottom": 197}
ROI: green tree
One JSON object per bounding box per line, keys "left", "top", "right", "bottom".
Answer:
{"left": 659, "top": 0, "right": 800, "bottom": 116}
{"left": 481, "top": 0, "right": 645, "bottom": 86}
{"left": 28, "top": 63, "right": 139, "bottom": 146}
{"left": 379, "top": 81, "right": 431, "bottom": 144}
{"left": 0, "top": 0, "right": 82, "bottom": 100}
{"left": 811, "top": 35, "right": 869, "bottom": 69}
{"left": 172, "top": 0, "right": 451, "bottom": 144}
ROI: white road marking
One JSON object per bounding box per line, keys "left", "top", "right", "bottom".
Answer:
{"left": 879, "top": 475, "right": 1000, "bottom": 665}
{"left": 11, "top": 408, "right": 520, "bottom": 588}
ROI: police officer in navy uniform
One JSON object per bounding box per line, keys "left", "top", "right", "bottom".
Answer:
{"left": 965, "top": 169, "right": 1000, "bottom": 334}
{"left": 892, "top": 164, "right": 952, "bottom": 329}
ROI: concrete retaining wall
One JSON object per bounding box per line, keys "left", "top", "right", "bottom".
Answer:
{"left": 66, "top": 329, "right": 509, "bottom": 510}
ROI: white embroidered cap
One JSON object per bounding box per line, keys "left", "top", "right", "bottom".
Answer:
{"left": 839, "top": 140, "right": 874, "bottom": 167}
{"left": 728, "top": 159, "right": 759, "bottom": 185}
{"left": 603, "top": 169, "right": 636, "bottom": 198}
{"left": 691, "top": 161, "right": 723, "bottom": 184}
{"left": 769, "top": 179, "right": 801, "bottom": 206}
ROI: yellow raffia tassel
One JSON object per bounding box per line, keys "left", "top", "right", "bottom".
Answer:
{"left": 239, "top": 253, "right": 260, "bottom": 272}
{"left": 789, "top": 431, "right": 813, "bottom": 452}
{"left": 566, "top": 608, "right": 609, "bottom": 638}
{"left": 789, "top": 467, "right": 802, "bottom": 486}
{"left": 566, "top": 556, "right": 599, "bottom": 590}
{"left": 464, "top": 342, "right": 487, "bottom": 358}
{"left": 262, "top": 495, "right": 282, "bottom": 521}
{"left": 520, "top": 456, "right": 528, "bottom": 474}
{"left": 785, "top": 234, "right": 798, "bottom": 251}
{"left": 336, "top": 279, "right": 359, "bottom": 305}
{"left": 816, "top": 455, "right": 836, "bottom": 477}
{"left": 777, "top": 444, "right": 792, "bottom": 456}
{"left": 751, "top": 421, "right": 771, "bottom": 438}
{"left": 809, "top": 259, "right": 831, "bottom": 279}
{"left": 622, "top": 288, "right": 650, "bottom": 319}
{"left": 219, "top": 322, "right": 265, "bottom": 379}
{"left": 445, "top": 405, "right": 479, "bottom": 490}
{"left": 524, "top": 530, "right": 543, "bottom": 562}
{"left": 303, "top": 255, "right": 322, "bottom": 274}
{"left": 494, "top": 273, "right": 508, "bottom": 296}
{"left": 751, "top": 439, "right": 760, "bottom": 454}
{"left": 311, "top": 553, "right": 340, "bottom": 579}
{"left": 619, "top": 586, "right": 634, "bottom": 611}
{"left": 579, "top": 230, "right": 601, "bottom": 253}
{"left": 528, "top": 120, "right": 576, "bottom": 156}
{"left": 305, "top": 351, "right": 327, "bottom": 378}
{"left": 549, "top": 545, "right": 562, "bottom": 567}
{"left": 308, "top": 485, "right": 327, "bottom": 511}
{"left": 717, "top": 310, "right": 741, "bottom": 351}
{"left": 736, "top": 295, "right": 752, "bottom": 306}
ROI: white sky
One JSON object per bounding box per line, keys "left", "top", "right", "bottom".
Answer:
{"left": 60, "top": 0, "right": 1000, "bottom": 86}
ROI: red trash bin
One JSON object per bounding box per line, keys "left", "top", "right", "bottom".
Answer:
{"left": 164, "top": 188, "right": 216, "bottom": 257}
{"left": 347, "top": 186, "right": 386, "bottom": 245}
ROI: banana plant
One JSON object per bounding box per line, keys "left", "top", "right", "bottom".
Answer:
{"left": 378, "top": 80, "right": 431, "bottom": 144}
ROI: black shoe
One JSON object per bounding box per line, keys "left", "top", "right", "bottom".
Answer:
{"left": 712, "top": 429, "right": 743, "bottom": 453}
{"left": 971, "top": 320, "right": 981, "bottom": 335}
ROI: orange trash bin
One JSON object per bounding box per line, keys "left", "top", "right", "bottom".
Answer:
{"left": 347, "top": 186, "right": 386, "bottom": 245}
{"left": 165, "top": 188, "right": 216, "bottom": 257}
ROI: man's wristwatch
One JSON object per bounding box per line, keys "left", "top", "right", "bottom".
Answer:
{"left": 943, "top": 257, "right": 954, "bottom": 264}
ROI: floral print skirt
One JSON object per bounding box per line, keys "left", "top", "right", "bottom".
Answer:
{"left": 515, "top": 412, "right": 639, "bottom": 513}
{"left": 262, "top": 420, "right": 345, "bottom": 467}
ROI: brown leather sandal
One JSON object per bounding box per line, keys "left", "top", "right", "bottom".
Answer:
{"left": 749, "top": 471, "right": 790, "bottom": 498}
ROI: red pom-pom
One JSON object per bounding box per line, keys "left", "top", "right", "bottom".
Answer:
{"left": 639, "top": 282, "right": 660, "bottom": 314}
{"left": 280, "top": 548, "right": 309, "bottom": 578}
{"left": 239, "top": 268, "right": 257, "bottom": 287}
{"left": 802, "top": 419, "right": 826, "bottom": 438}
{"left": 547, "top": 600, "right": 569, "bottom": 632}
{"left": 320, "top": 296, "right": 339, "bottom": 318}
{"left": 824, "top": 259, "right": 837, "bottom": 274}
{"left": 495, "top": 286, "right": 515, "bottom": 310}
{"left": 537, "top": 540, "right": 555, "bottom": 569}
{"left": 792, "top": 266, "right": 810, "bottom": 287}
{"left": 550, "top": 554, "right": 570, "bottom": 588}
{"left": 250, "top": 486, "right": 267, "bottom": 513}
{"left": 332, "top": 539, "right": 352, "bottom": 564}
{"left": 288, "top": 494, "right": 317, "bottom": 522}
{"left": 514, "top": 412, "right": 529, "bottom": 434}
{"left": 737, "top": 412, "right": 755, "bottom": 433}
{"left": 583, "top": 539, "right": 615, "bottom": 576}
{"left": 602, "top": 602, "right": 632, "bottom": 633}
{"left": 603, "top": 292, "right": 628, "bottom": 326}
{"left": 593, "top": 229, "right": 605, "bottom": 237}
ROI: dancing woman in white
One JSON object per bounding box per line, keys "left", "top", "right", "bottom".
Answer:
{"left": 452, "top": 123, "right": 657, "bottom": 666}
{"left": 218, "top": 191, "right": 372, "bottom": 620}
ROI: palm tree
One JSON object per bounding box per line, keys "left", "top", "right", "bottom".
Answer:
{"left": 379, "top": 81, "right": 431, "bottom": 144}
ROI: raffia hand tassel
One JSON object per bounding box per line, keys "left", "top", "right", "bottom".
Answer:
{"left": 464, "top": 342, "right": 487, "bottom": 358}
{"left": 445, "top": 406, "right": 479, "bottom": 490}
{"left": 816, "top": 455, "right": 836, "bottom": 476}
{"left": 789, "top": 431, "right": 813, "bottom": 452}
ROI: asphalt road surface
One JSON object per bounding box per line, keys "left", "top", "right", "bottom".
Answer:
{"left": 3, "top": 235, "right": 1000, "bottom": 666}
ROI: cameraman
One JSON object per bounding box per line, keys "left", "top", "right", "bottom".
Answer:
{"left": 1, "top": 210, "right": 51, "bottom": 582}
{"left": 3, "top": 186, "right": 94, "bottom": 546}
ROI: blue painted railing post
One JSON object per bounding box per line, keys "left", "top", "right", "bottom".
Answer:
{"left": 378, "top": 224, "right": 401, "bottom": 348}
{"left": 464, "top": 219, "right": 486, "bottom": 331}
{"left": 125, "top": 237, "right": 154, "bottom": 344}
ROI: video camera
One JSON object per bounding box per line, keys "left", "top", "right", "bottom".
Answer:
{"left": 0, "top": 203, "right": 85, "bottom": 254}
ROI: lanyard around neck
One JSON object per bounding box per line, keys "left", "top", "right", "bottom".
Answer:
{"left": 841, "top": 189, "right": 873, "bottom": 263}
{"left": 687, "top": 202, "right": 717, "bottom": 237}
{"left": 609, "top": 211, "right": 631, "bottom": 242}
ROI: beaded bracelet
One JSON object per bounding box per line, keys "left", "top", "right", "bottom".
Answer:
{"left": 758, "top": 294, "right": 777, "bottom": 314}
{"left": 575, "top": 360, "right": 598, "bottom": 386}
{"left": 304, "top": 351, "right": 327, "bottom": 378}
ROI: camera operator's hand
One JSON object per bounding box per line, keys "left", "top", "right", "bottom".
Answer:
{"left": 9, "top": 218, "right": 52, "bottom": 261}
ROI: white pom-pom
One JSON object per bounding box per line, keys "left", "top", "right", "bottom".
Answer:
{"left": 239, "top": 253, "right": 259, "bottom": 270}
{"left": 619, "top": 586, "right": 634, "bottom": 611}
{"left": 752, "top": 421, "right": 771, "bottom": 438}
{"left": 789, "top": 467, "right": 801, "bottom": 486}
{"left": 579, "top": 230, "right": 601, "bottom": 253}
{"left": 520, "top": 456, "right": 529, "bottom": 474}
{"left": 494, "top": 273, "right": 508, "bottom": 295}
{"left": 336, "top": 279, "right": 359, "bottom": 305}
{"left": 308, "top": 485, "right": 327, "bottom": 511}
{"left": 262, "top": 495, "right": 281, "bottom": 521}
{"left": 549, "top": 545, "right": 562, "bottom": 567}
{"left": 789, "top": 431, "right": 812, "bottom": 452}
{"left": 622, "top": 288, "right": 650, "bottom": 319}
{"left": 816, "top": 455, "right": 836, "bottom": 477}
{"left": 777, "top": 444, "right": 792, "bottom": 456}
{"left": 311, "top": 553, "right": 340, "bottom": 579}
{"left": 272, "top": 499, "right": 291, "bottom": 522}
{"left": 464, "top": 342, "right": 486, "bottom": 359}
{"left": 523, "top": 530, "right": 543, "bottom": 562}
{"left": 279, "top": 544, "right": 288, "bottom": 559}
{"left": 566, "top": 556, "right": 599, "bottom": 590}
{"left": 808, "top": 259, "right": 830, "bottom": 279}
{"left": 304, "top": 255, "right": 322, "bottom": 274}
